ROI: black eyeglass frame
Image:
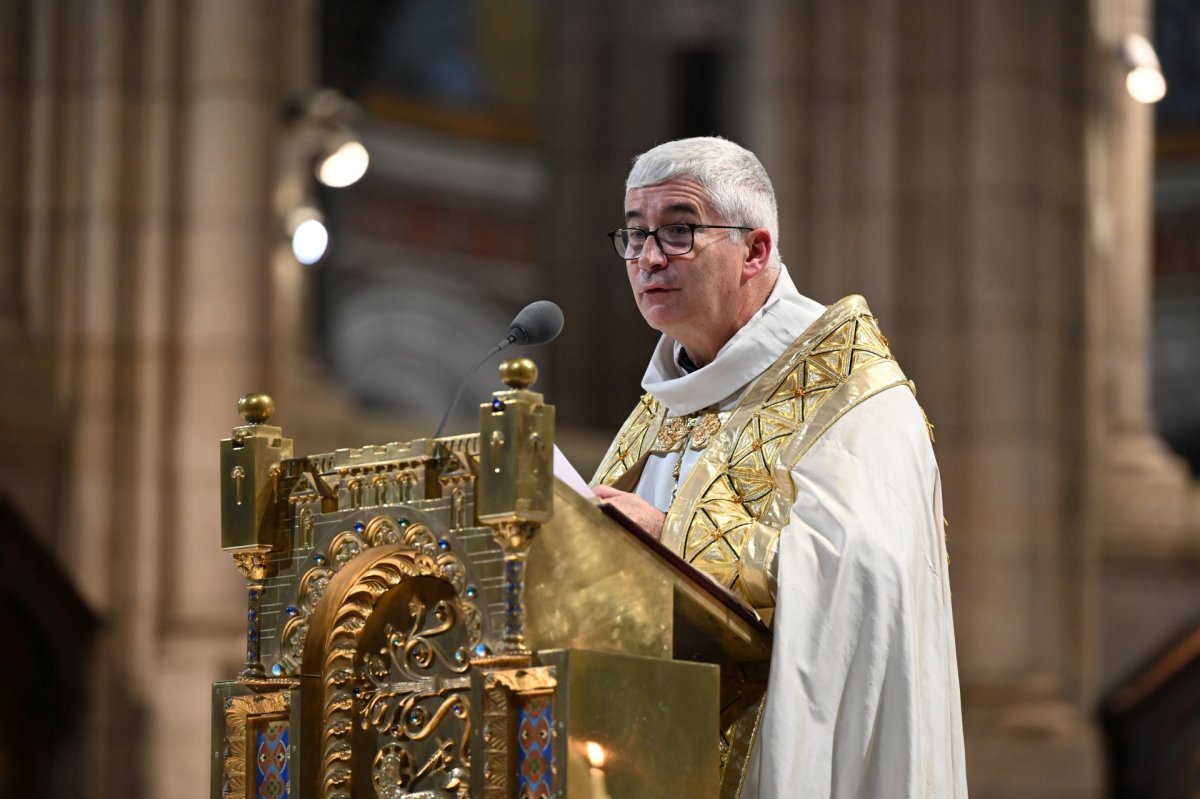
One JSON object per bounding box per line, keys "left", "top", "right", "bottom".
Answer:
{"left": 606, "top": 223, "right": 754, "bottom": 260}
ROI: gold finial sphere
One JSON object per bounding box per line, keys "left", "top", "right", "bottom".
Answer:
{"left": 498, "top": 358, "right": 537, "bottom": 390}
{"left": 238, "top": 393, "right": 275, "bottom": 424}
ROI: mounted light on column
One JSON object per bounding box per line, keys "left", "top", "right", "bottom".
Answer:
{"left": 275, "top": 89, "right": 369, "bottom": 268}
{"left": 287, "top": 207, "right": 329, "bottom": 266}
{"left": 316, "top": 135, "right": 369, "bottom": 188}
{"left": 1121, "top": 33, "right": 1166, "bottom": 104}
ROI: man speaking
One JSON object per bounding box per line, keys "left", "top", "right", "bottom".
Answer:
{"left": 590, "top": 137, "right": 967, "bottom": 798}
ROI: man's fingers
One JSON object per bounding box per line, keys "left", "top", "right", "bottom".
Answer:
{"left": 592, "top": 483, "right": 622, "bottom": 499}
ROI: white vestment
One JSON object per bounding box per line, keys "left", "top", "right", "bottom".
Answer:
{"left": 632, "top": 267, "right": 968, "bottom": 798}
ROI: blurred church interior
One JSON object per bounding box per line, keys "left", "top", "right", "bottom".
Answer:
{"left": 1, "top": 0, "right": 1199, "bottom": 796}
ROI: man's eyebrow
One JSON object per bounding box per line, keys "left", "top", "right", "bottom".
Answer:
{"left": 624, "top": 202, "right": 701, "bottom": 223}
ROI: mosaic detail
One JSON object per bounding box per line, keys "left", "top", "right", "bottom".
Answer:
{"left": 219, "top": 691, "right": 290, "bottom": 799}
{"left": 254, "top": 719, "right": 290, "bottom": 798}
{"left": 480, "top": 667, "right": 557, "bottom": 799}
{"left": 516, "top": 695, "right": 553, "bottom": 799}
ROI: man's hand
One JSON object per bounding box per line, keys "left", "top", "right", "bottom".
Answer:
{"left": 593, "top": 484, "right": 666, "bottom": 540}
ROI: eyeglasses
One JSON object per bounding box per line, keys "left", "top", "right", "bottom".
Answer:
{"left": 607, "top": 223, "right": 753, "bottom": 260}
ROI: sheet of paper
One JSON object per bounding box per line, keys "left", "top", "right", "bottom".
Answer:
{"left": 553, "top": 445, "right": 595, "bottom": 497}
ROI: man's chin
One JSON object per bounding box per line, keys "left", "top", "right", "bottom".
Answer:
{"left": 638, "top": 306, "right": 686, "bottom": 337}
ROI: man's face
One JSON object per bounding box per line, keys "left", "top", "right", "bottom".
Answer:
{"left": 623, "top": 179, "right": 749, "bottom": 356}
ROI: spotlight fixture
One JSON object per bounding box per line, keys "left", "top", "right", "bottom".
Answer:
{"left": 1121, "top": 33, "right": 1166, "bottom": 105}
{"left": 316, "top": 138, "right": 370, "bottom": 188}
{"left": 275, "top": 89, "right": 369, "bottom": 268}
{"left": 287, "top": 208, "right": 329, "bottom": 265}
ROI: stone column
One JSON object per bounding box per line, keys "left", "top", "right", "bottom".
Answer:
{"left": 746, "top": 1, "right": 1106, "bottom": 796}
{"left": 0, "top": 1, "right": 312, "bottom": 796}
{"left": 147, "top": 2, "right": 314, "bottom": 796}
{"left": 1086, "top": 0, "right": 1200, "bottom": 557}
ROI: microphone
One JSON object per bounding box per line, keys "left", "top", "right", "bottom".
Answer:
{"left": 505, "top": 299, "right": 564, "bottom": 347}
{"left": 434, "top": 300, "right": 564, "bottom": 439}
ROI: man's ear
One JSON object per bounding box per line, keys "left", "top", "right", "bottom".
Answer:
{"left": 742, "top": 228, "right": 773, "bottom": 279}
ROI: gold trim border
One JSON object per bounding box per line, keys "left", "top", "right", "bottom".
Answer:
{"left": 220, "top": 691, "right": 291, "bottom": 799}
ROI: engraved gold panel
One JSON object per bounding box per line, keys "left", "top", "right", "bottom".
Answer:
{"left": 524, "top": 483, "right": 674, "bottom": 659}
{"left": 221, "top": 422, "right": 293, "bottom": 553}
{"left": 526, "top": 480, "right": 772, "bottom": 666}
{"left": 477, "top": 381, "right": 555, "bottom": 525}
{"left": 540, "top": 648, "right": 720, "bottom": 799}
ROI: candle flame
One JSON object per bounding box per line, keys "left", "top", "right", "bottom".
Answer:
{"left": 585, "top": 740, "right": 607, "bottom": 769}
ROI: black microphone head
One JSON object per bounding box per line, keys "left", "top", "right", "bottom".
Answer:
{"left": 507, "top": 300, "right": 564, "bottom": 346}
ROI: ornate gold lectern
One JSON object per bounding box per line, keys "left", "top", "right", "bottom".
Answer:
{"left": 211, "top": 360, "right": 771, "bottom": 799}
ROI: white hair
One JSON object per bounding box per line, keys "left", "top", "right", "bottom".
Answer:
{"left": 626, "top": 136, "right": 781, "bottom": 270}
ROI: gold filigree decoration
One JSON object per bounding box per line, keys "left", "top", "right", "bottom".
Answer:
{"left": 329, "top": 530, "right": 367, "bottom": 571}
{"left": 279, "top": 520, "right": 434, "bottom": 674}
{"left": 374, "top": 740, "right": 468, "bottom": 798}
{"left": 653, "top": 409, "right": 728, "bottom": 452}
{"left": 366, "top": 516, "right": 403, "bottom": 547}
{"left": 232, "top": 549, "right": 272, "bottom": 580}
{"left": 353, "top": 606, "right": 476, "bottom": 794}
{"left": 220, "top": 691, "right": 290, "bottom": 799}
{"left": 481, "top": 682, "right": 511, "bottom": 799}
{"left": 309, "top": 533, "right": 481, "bottom": 799}
{"left": 279, "top": 616, "right": 309, "bottom": 671}
{"left": 357, "top": 603, "right": 472, "bottom": 737}
{"left": 299, "top": 566, "right": 332, "bottom": 613}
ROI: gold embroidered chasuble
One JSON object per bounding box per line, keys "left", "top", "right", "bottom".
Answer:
{"left": 593, "top": 295, "right": 914, "bottom": 614}
{"left": 591, "top": 295, "right": 926, "bottom": 797}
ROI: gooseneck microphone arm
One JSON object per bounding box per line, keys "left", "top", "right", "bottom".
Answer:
{"left": 433, "top": 338, "right": 508, "bottom": 440}
{"left": 432, "top": 300, "right": 564, "bottom": 440}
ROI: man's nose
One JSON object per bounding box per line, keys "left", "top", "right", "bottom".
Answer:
{"left": 636, "top": 234, "right": 668, "bottom": 270}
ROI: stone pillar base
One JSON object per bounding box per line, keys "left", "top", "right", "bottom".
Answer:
{"left": 965, "top": 700, "right": 1104, "bottom": 799}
